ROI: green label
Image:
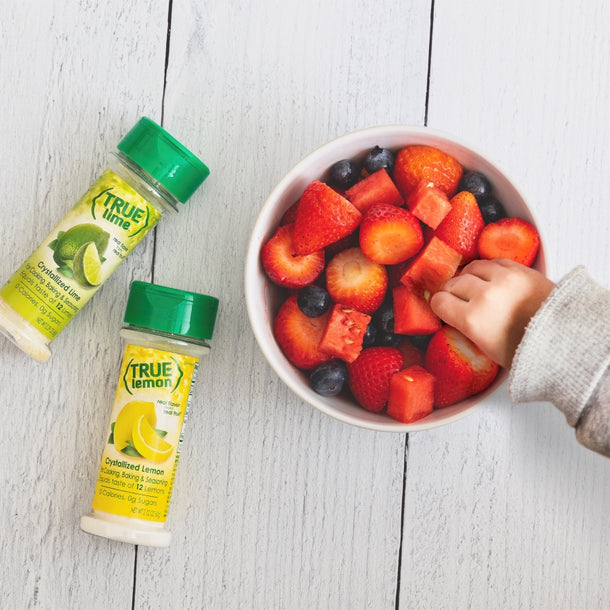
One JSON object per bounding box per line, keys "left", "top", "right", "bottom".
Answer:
{"left": 0, "top": 170, "right": 162, "bottom": 339}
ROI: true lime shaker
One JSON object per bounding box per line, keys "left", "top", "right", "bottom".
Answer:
{"left": 0, "top": 117, "right": 209, "bottom": 362}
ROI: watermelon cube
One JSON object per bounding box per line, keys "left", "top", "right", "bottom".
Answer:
{"left": 387, "top": 365, "right": 435, "bottom": 424}
{"left": 345, "top": 169, "right": 403, "bottom": 213}
{"left": 405, "top": 179, "right": 452, "bottom": 229}
{"left": 393, "top": 282, "right": 442, "bottom": 335}
{"left": 400, "top": 236, "right": 462, "bottom": 293}
{"left": 319, "top": 304, "right": 371, "bottom": 363}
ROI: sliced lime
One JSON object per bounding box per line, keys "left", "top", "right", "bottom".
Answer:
{"left": 52, "top": 223, "right": 109, "bottom": 266}
{"left": 72, "top": 241, "right": 103, "bottom": 287}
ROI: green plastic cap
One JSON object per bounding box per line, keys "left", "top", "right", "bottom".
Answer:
{"left": 117, "top": 117, "right": 210, "bottom": 203}
{"left": 124, "top": 281, "right": 219, "bottom": 342}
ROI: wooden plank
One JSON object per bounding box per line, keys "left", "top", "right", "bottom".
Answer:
{"left": 398, "top": 1, "right": 610, "bottom": 608}
{"left": 0, "top": 1, "right": 168, "bottom": 608}
{"left": 134, "top": 1, "right": 431, "bottom": 608}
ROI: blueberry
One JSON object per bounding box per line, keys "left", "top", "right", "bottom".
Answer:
{"left": 363, "top": 146, "right": 395, "bottom": 175}
{"left": 297, "top": 285, "right": 331, "bottom": 317}
{"left": 478, "top": 196, "right": 507, "bottom": 225}
{"left": 377, "top": 332, "right": 401, "bottom": 348}
{"left": 328, "top": 159, "right": 359, "bottom": 189}
{"left": 362, "top": 322, "right": 377, "bottom": 348}
{"left": 459, "top": 171, "right": 492, "bottom": 202}
{"left": 310, "top": 361, "right": 348, "bottom": 397}
{"left": 374, "top": 301, "right": 395, "bottom": 335}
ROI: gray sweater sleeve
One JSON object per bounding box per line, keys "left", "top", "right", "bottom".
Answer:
{"left": 508, "top": 266, "right": 610, "bottom": 457}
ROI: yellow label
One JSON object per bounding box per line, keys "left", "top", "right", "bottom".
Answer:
{"left": 0, "top": 170, "right": 162, "bottom": 339}
{"left": 91, "top": 344, "right": 199, "bottom": 522}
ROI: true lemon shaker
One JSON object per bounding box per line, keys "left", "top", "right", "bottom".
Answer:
{"left": 80, "top": 281, "right": 218, "bottom": 547}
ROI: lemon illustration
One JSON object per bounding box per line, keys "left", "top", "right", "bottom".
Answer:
{"left": 52, "top": 223, "right": 109, "bottom": 266}
{"left": 72, "top": 241, "right": 103, "bottom": 286}
{"left": 113, "top": 401, "right": 157, "bottom": 452}
{"left": 131, "top": 415, "right": 173, "bottom": 462}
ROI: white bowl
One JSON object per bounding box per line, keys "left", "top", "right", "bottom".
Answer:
{"left": 245, "top": 125, "right": 548, "bottom": 432}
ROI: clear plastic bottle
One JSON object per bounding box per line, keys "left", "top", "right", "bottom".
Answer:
{"left": 0, "top": 117, "right": 209, "bottom": 362}
{"left": 80, "top": 280, "right": 219, "bottom": 547}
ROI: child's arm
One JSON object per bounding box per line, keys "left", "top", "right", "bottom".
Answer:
{"left": 431, "top": 260, "right": 610, "bottom": 458}
{"left": 430, "top": 258, "right": 554, "bottom": 368}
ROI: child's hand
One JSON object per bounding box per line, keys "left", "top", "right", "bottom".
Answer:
{"left": 430, "top": 258, "right": 555, "bottom": 368}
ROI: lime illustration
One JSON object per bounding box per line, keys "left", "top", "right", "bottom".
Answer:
{"left": 72, "top": 241, "right": 102, "bottom": 287}
{"left": 131, "top": 415, "right": 173, "bottom": 462}
{"left": 50, "top": 223, "right": 109, "bottom": 267}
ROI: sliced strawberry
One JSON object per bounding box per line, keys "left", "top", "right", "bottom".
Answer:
{"left": 347, "top": 346, "right": 404, "bottom": 412}
{"left": 344, "top": 169, "right": 403, "bottom": 213}
{"left": 396, "top": 337, "right": 425, "bottom": 369}
{"left": 292, "top": 180, "right": 362, "bottom": 255}
{"left": 387, "top": 365, "right": 435, "bottom": 423}
{"left": 393, "top": 145, "right": 463, "bottom": 199}
{"left": 274, "top": 295, "right": 333, "bottom": 370}
{"left": 319, "top": 304, "right": 371, "bottom": 363}
{"left": 477, "top": 217, "right": 540, "bottom": 266}
{"left": 434, "top": 191, "right": 484, "bottom": 264}
{"left": 405, "top": 180, "right": 452, "bottom": 229}
{"left": 400, "top": 236, "right": 462, "bottom": 294}
{"left": 392, "top": 281, "right": 442, "bottom": 335}
{"left": 424, "top": 326, "right": 499, "bottom": 408}
{"left": 359, "top": 203, "right": 424, "bottom": 265}
{"left": 326, "top": 247, "right": 388, "bottom": 314}
{"left": 261, "top": 224, "right": 325, "bottom": 289}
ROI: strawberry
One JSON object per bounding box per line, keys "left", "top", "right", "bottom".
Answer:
{"left": 292, "top": 180, "right": 362, "bottom": 255}
{"left": 387, "top": 365, "right": 435, "bottom": 424}
{"left": 434, "top": 191, "right": 484, "bottom": 264}
{"left": 319, "top": 304, "right": 371, "bottom": 363}
{"left": 359, "top": 203, "right": 424, "bottom": 265}
{"left": 344, "top": 168, "right": 403, "bottom": 213}
{"left": 393, "top": 145, "right": 463, "bottom": 199}
{"left": 424, "top": 326, "right": 499, "bottom": 408}
{"left": 274, "top": 295, "right": 334, "bottom": 370}
{"left": 261, "top": 224, "right": 325, "bottom": 288}
{"left": 477, "top": 217, "right": 540, "bottom": 266}
{"left": 347, "top": 346, "right": 404, "bottom": 412}
{"left": 325, "top": 247, "right": 387, "bottom": 314}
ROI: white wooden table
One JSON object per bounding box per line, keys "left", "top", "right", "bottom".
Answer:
{"left": 1, "top": 1, "right": 608, "bottom": 608}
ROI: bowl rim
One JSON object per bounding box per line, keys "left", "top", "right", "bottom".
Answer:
{"left": 244, "top": 124, "right": 548, "bottom": 432}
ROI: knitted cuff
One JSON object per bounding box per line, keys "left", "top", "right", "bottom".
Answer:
{"left": 508, "top": 266, "right": 610, "bottom": 427}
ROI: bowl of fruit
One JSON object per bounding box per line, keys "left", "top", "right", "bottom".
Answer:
{"left": 245, "top": 125, "right": 546, "bottom": 431}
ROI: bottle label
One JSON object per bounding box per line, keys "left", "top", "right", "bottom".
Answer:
{"left": 91, "top": 344, "right": 199, "bottom": 523}
{"left": 0, "top": 170, "right": 162, "bottom": 340}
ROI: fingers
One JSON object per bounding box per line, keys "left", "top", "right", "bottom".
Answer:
{"left": 459, "top": 257, "right": 512, "bottom": 280}
{"left": 429, "top": 290, "right": 469, "bottom": 329}
{"left": 439, "top": 272, "right": 488, "bottom": 302}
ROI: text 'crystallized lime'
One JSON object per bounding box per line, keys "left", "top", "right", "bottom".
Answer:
{"left": 0, "top": 117, "right": 209, "bottom": 362}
